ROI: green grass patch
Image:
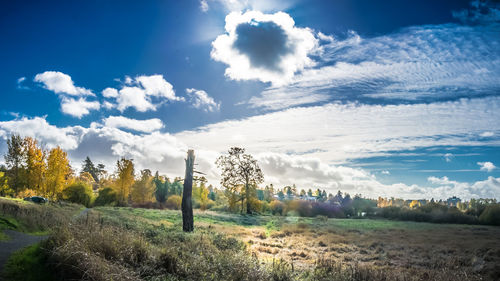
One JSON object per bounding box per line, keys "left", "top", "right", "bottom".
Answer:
{"left": 2, "top": 243, "right": 56, "bottom": 281}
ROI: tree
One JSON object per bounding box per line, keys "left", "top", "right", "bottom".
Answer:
{"left": 193, "top": 176, "right": 210, "bottom": 210}
{"left": 153, "top": 171, "right": 169, "bottom": 205}
{"left": 115, "top": 158, "right": 134, "bottom": 205}
{"left": 131, "top": 169, "right": 154, "bottom": 204}
{"left": 216, "top": 147, "right": 264, "bottom": 214}
{"left": 94, "top": 187, "right": 117, "bottom": 206}
{"left": 63, "top": 182, "right": 93, "bottom": 207}
{"left": 409, "top": 200, "right": 421, "bottom": 209}
{"left": 0, "top": 171, "right": 12, "bottom": 196}
{"left": 182, "top": 149, "right": 195, "bottom": 232}
{"left": 264, "top": 184, "right": 274, "bottom": 202}
{"left": 24, "top": 137, "right": 46, "bottom": 193}
{"left": 82, "top": 157, "right": 99, "bottom": 182}
{"left": 300, "top": 189, "right": 306, "bottom": 197}
{"left": 45, "top": 147, "right": 71, "bottom": 200}
{"left": 307, "top": 189, "right": 313, "bottom": 197}
{"left": 4, "top": 134, "right": 26, "bottom": 194}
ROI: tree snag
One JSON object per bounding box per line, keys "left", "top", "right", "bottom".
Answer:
{"left": 182, "top": 149, "right": 195, "bottom": 232}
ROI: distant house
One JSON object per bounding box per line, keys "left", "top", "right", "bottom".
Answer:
{"left": 446, "top": 196, "right": 461, "bottom": 207}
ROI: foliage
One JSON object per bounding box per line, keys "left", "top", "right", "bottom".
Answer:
{"left": 94, "top": 187, "right": 118, "bottom": 206}
{"left": 114, "top": 157, "right": 135, "bottom": 205}
{"left": 63, "top": 182, "right": 94, "bottom": 207}
{"left": 379, "top": 204, "right": 478, "bottom": 224}
{"left": 0, "top": 171, "right": 13, "bottom": 196}
{"left": 5, "top": 134, "right": 27, "bottom": 195}
{"left": 166, "top": 195, "right": 182, "bottom": 210}
{"left": 3, "top": 243, "right": 56, "bottom": 281}
{"left": 153, "top": 171, "right": 169, "bottom": 204}
{"left": 193, "top": 179, "right": 211, "bottom": 210}
{"left": 216, "top": 147, "right": 264, "bottom": 214}
{"left": 479, "top": 204, "right": 500, "bottom": 226}
{"left": 45, "top": 147, "right": 72, "bottom": 200}
{"left": 131, "top": 169, "right": 154, "bottom": 204}
{"left": 24, "top": 137, "right": 46, "bottom": 193}
{"left": 81, "top": 156, "right": 104, "bottom": 182}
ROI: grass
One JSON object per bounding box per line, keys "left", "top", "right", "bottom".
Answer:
{"left": 2, "top": 200, "right": 500, "bottom": 280}
{"left": 2, "top": 243, "right": 56, "bottom": 281}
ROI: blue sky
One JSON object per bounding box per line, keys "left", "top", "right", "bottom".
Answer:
{"left": 1, "top": 0, "right": 499, "bottom": 199}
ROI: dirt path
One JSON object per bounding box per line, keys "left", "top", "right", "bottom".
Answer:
{"left": 0, "top": 207, "right": 90, "bottom": 279}
{"left": 0, "top": 230, "right": 48, "bottom": 278}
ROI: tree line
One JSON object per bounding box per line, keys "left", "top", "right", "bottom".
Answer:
{"left": 1, "top": 135, "right": 499, "bottom": 225}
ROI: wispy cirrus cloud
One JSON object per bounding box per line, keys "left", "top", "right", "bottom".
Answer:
{"left": 246, "top": 5, "right": 500, "bottom": 110}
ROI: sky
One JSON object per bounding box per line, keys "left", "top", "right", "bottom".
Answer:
{"left": 1, "top": 0, "right": 499, "bottom": 200}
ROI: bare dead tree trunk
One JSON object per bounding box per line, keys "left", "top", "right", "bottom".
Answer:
{"left": 182, "top": 149, "right": 195, "bottom": 232}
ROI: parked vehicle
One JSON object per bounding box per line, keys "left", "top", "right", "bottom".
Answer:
{"left": 23, "top": 196, "right": 48, "bottom": 204}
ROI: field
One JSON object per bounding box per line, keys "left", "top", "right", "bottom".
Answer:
{"left": 94, "top": 207, "right": 500, "bottom": 280}
{"left": 2, "top": 199, "right": 500, "bottom": 281}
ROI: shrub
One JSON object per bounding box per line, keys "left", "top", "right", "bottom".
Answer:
{"left": 479, "top": 204, "right": 500, "bottom": 226}
{"left": 166, "top": 195, "right": 182, "bottom": 210}
{"left": 63, "top": 182, "right": 93, "bottom": 207}
{"left": 270, "top": 200, "right": 285, "bottom": 215}
{"left": 94, "top": 187, "right": 117, "bottom": 206}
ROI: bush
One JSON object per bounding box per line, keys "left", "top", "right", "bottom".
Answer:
{"left": 479, "top": 204, "right": 500, "bottom": 226}
{"left": 270, "top": 200, "right": 285, "bottom": 215}
{"left": 378, "top": 204, "right": 478, "bottom": 225}
{"left": 94, "top": 187, "right": 117, "bottom": 206}
{"left": 63, "top": 182, "right": 93, "bottom": 207}
{"left": 166, "top": 195, "right": 182, "bottom": 210}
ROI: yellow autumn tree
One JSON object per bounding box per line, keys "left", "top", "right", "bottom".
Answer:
{"left": 45, "top": 147, "right": 71, "bottom": 200}
{"left": 131, "top": 169, "right": 154, "bottom": 204}
{"left": 193, "top": 178, "right": 210, "bottom": 210}
{"left": 24, "top": 137, "right": 46, "bottom": 194}
{"left": 114, "top": 158, "right": 134, "bottom": 205}
{"left": 409, "top": 200, "right": 421, "bottom": 209}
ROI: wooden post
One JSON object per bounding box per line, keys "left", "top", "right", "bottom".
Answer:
{"left": 182, "top": 149, "right": 195, "bottom": 232}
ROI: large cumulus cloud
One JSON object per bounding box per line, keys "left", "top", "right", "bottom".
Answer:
{"left": 211, "top": 11, "right": 318, "bottom": 85}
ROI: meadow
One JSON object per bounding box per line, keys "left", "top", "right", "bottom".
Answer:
{"left": 2, "top": 198, "right": 500, "bottom": 280}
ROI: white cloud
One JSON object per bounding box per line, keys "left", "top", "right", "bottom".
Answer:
{"left": 176, "top": 97, "right": 500, "bottom": 163}
{"left": 427, "top": 176, "right": 500, "bottom": 200}
{"left": 480, "top": 131, "right": 494, "bottom": 137}
{"left": 381, "top": 170, "right": 390, "bottom": 175}
{"left": 103, "top": 74, "right": 183, "bottom": 112}
{"left": 115, "top": 86, "right": 156, "bottom": 112}
{"left": 16, "top": 77, "right": 29, "bottom": 90}
{"left": 60, "top": 98, "right": 100, "bottom": 118}
{"left": 444, "top": 153, "right": 454, "bottom": 162}
{"left": 211, "top": 11, "right": 318, "bottom": 85}
{"left": 186, "top": 88, "right": 220, "bottom": 112}
{"left": 200, "top": 0, "right": 295, "bottom": 13}
{"left": 248, "top": 19, "right": 500, "bottom": 109}
{"left": 478, "top": 161, "right": 496, "bottom": 172}
{"left": 102, "top": 116, "right": 164, "bottom": 133}
{"left": 135, "top": 75, "right": 182, "bottom": 101}
{"left": 102, "top": 101, "right": 115, "bottom": 110}
{"left": 34, "top": 71, "right": 94, "bottom": 96}
{"left": 1, "top": 113, "right": 499, "bottom": 200}
{"left": 0, "top": 117, "right": 84, "bottom": 150}
{"left": 200, "top": 0, "right": 209, "bottom": 12}
{"left": 102, "top": 87, "right": 119, "bottom": 98}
